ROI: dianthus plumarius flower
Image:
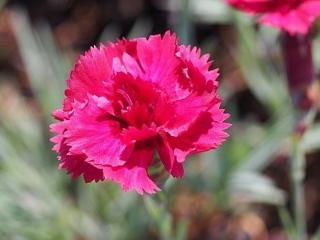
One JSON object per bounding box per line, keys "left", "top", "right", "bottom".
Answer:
{"left": 226, "top": 0, "right": 320, "bottom": 35}
{"left": 50, "top": 31, "right": 230, "bottom": 194}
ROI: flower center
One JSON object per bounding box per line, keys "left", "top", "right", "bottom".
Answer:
{"left": 110, "top": 74, "right": 161, "bottom": 129}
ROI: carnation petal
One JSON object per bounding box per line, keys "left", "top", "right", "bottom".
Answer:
{"left": 67, "top": 46, "right": 112, "bottom": 101}
{"left": 103, "top": 146, "right": 160, "bottom": 194}
{"left": 167, "top": 103, "right": 231, "bottom": 163}
{"left": 156, "top": 134, "right": 184, "bottom": 178}
{"left": 136, "top": 31, "right": 181, "bottom": 98}
{"left": 59, "top": 142, "right": 104, "bottom": 182}
{"left": 180, "top": 103, "right": 230, "bottom": 152}
{"left": 165, "top": 94, "right": 219, "bottom": 136}
{"left": 64, "top": 96, "right": 132, "bottom": 167}
{"left": 260, "top": 11, "right": 310, "bottom": 35}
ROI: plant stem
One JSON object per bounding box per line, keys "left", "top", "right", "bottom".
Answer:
{"left": 282, "top": 32, "right": 316, "bottom": 240}
{"left": 291, "top": 135, "right": 306, "bottom": 240}
{"left": 144, "top": 193, "right": 174, "bottom": 240}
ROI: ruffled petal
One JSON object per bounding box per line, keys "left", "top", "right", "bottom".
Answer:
{"left": 136, "top": 31, "right": 181, "bottom": 98}
{"left": 67, "top": 46, "right": 113, "bottom": 101}
{"left": 50, "top": 121, "right": 67, "bottom": 152}
{"left": 164, "top": 94, "right": 220, "bottom": 136}
{"left": 163, "top": 45, "right": 220, "bottom": 136}
{"left": 301, "top": 0, "right": 320, "bottom": 16}
{"left": 182, "top": 103, "right": 231, "bottom": 152}
{"left": 178, "top": 45, "right": 219, "bottom": 90}
{"left": 260, "top": 0, "right": 320, "bottom": 35}
{"left": 156, "top": 134, "right": 184, "bottom": 177}
{"left": 66, "top": 40, "right": 137, "bottom": 102}
{"left": 59, "top": 141, "right": 104, "bottom": 182}
{"left": 64, "top": 96, "right": 133, "bottom": 167}
{"left": 260, "top": 10, "right": 311, "bottom": 35}
{"left": 103, "top": 144, "right": 160, "bottom": 194}
{"left": 168, "top": 102, "right": 231, "bottom": 163}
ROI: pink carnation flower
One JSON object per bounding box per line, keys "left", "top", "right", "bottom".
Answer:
{"left": 50, "top": 31, "right": 230, "bottom": 194}
{"left": 226, "top": 0, "right": 320, "bottom": 35}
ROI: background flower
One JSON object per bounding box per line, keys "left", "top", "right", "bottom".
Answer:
{"left": 226, "top": 0, "right": 320, "bottom": 34}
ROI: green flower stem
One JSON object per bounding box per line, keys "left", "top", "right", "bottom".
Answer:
{"left": 290, "top": 108, "right": 316, "bottom": 240}
{"left": 291, "top": 134, "right": 306, "bottom": 240}
{"left": 144, "top": 193, "right": 173, "bottom": 240}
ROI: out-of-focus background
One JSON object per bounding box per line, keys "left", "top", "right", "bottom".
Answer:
{"left": 0, "top": 0, "right": 320, "bottom": 239}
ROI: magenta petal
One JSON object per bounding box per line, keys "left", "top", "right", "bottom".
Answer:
{"left": 103, "top": 146, "right": 160, "bottom": 194}
{"left": 156, "top": 134, "right": 184, "bottom": 178}
{"left": 58, "top": 140, "right": 104, "bottom": 182}
{"left": 136, "top": 31, "right": 181, "bottom": 98}
{"left": 59, "top": 154, "right": 104, "bottom": 183}
{"left": 67, "top": 46, "right": 112, "bottom": 101}
{"left": 260, "top": 11, "right": 310, "bottom": 35}
{"left": 163, "top": 44, "right": 220, "bottom": 136}
{"left": 64, "top": 96, "right": 132, "bottom": 167}
{"left": 165, "top": 94, "right": 219, "bottom": 136}
{"left": 122, "top": 126, "right": 158, "bottom": 142}
{"left": 166, "top": 103, "right": 230, "bottom": 164}
{"left": 181, "top": 103, "right": 230, "bottom": 152}
{"left": 50, "top": 122, "right": 67, "bottom": 152}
